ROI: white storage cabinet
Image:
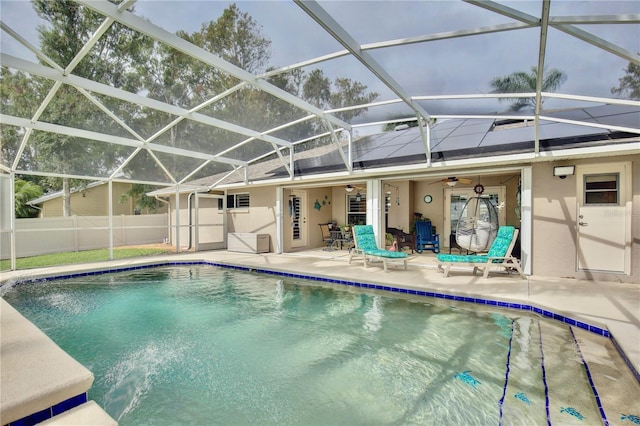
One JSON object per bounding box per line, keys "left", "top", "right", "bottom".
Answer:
{"left": 227, "top": 233, "right": 270, "bottom": 253}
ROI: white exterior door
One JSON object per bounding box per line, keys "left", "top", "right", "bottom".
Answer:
{"left": 577, "top": 163, "right": 631, "bottom": 273}
{"left": 290, "top": 190, "right": 306, "bottom": 248}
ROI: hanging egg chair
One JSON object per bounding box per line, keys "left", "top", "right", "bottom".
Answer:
{"left": 455, "top": 184, "right": 499, "bottom": 252}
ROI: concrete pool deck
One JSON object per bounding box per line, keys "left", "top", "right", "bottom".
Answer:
{"left": 1, "top": 248, "right": 639, "bottom": 424}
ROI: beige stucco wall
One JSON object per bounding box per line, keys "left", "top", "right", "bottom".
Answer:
{"left": 39, "top": 182, "right": 167, "bottom": 217}
{"left": 532, "top": 155, "right": 639, "bottom": 284}
{"left": 228, "top": 187, "right": 277, "bottom": 252}
{"left": 412, "top": 180, "right": 446, "bottom": 233}
{"left": 306, "top": 187, "right": 334, "bottom": 248}
{"left": 384, "top": 180, "right": 412, "bottom": 232}
{"left": 165, "top": 154, "right": 638, "bottom": 284}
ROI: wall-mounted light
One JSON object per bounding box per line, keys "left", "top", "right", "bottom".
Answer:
{"left": 355, "top": 191, "right": 361, "bottom": 202}
{"left": 553, "top": 165, "right": 575, "bottom": 179}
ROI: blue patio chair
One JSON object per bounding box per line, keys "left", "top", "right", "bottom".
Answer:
{"left": 348, "top": 225, "right": 408, "bottom": 271}
{"left": 415, "top": 220, "right": 440, "bottom": 254}
{"left": 435, "top": 226, "right": 524, "bottom": 278}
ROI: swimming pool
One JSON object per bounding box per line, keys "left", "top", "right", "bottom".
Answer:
{"left": 3, "top": 264, "right": 639, "bottom": 425}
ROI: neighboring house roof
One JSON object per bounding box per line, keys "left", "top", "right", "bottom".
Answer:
{"left": 28, "top": 180, "right": 120, "bottom": 205}
{"left": 149, "top": 104, "right": 639, "bottom": 196}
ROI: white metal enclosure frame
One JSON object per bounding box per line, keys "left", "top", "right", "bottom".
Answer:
{"left": 0, "top": 0, "right": 638, "bottom": 268}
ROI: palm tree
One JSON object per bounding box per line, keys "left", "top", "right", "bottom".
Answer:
{"left": 14, "top": 179, "right": 43, "bottom": 218}
{"left": 490, "top": 66, "right": 567, "bottom": 111}
{"left": 611, "top": 61, "right": 640, "bottom": 100}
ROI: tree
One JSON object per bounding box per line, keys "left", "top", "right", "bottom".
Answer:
{"left": 29, "top": 0, "right": 149, "bottom": 215}
{"left": 138, "top": 4, "right": 378, "bottom": 163}
{"left": 14, "top": 179, "right": 43, "bottom": 218}
{"left": 119, "top": 184, "right": 161, "bottom": 214}
{"left": 490, "top": 66, "right": 567, "bottom": 111}
{"left": 611, "top": 61, "right": 640, "bottom": 100}
{"left": 12, "top": 1, "right": 378, "bottom": 195}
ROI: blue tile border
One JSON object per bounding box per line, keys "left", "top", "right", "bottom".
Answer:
{"left": 7, "top": 393, "right": 87, "bottom": 426}
{"left": 5, "top": 260, "right": 637, "bottom": 385}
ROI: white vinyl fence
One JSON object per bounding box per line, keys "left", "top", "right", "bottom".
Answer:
{"left": 1, "top": 214, "right": 168, "bottom": 259}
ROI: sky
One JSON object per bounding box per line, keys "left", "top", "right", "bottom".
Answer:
{"left": 1, "top": 0, "right": 639, "bottom": 126}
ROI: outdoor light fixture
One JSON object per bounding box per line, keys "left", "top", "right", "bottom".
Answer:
{"left": 355, "top": 191, "right": 362, "bottom": 202}
{"left": 446, "top": 180, "right": 457, "bottom": 187}
{"left": 345, "top": 185, "right": 354, "bottom": 192}
{"left": 553, "top": 165, "right": 575, "bottom": 179}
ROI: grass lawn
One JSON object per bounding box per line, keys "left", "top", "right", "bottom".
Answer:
{"left": 0, "top": 247, "right": 173, "bottom": 271}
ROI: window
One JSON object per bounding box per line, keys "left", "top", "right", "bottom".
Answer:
{"left": 346, "top": 193, "right": 366, "bottom": 225}
{"left": 584, "top": 174, "right": 618, "bottom": 205}
{"left": 220, "top": 193, "right": 250, "bottom": 209}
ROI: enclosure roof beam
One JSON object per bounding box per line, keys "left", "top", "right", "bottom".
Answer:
{"left": 1, "top": 54, "right": 292, "bottom": 149}
{"left": 295, "top": 0, "right": 432, "bottom": 123}
{"left": 1, "top": 114, "right": 247, "bottom": 167}
{"left": 75, "top": 0, "right": 351, "bottom": 132}
{"left": 466, "top": 0, "right": 640, "bottom": 64}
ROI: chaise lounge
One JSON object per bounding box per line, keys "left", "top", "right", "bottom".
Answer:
{"left": 349, "top": 225, "right": 408, "bottom": 272}
{"left": 435, "top": 226, "right": 525, "bottom": 278}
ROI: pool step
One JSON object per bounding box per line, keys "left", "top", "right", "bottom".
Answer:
{"left": 572, "top": 327, "right": 640, "bottom": 426}
{"left": 540, "top": 321, "right": 603, "bottom": 425}
{"left": 38, "top": 401, "right": 117, "bottom": 425}
{"left": 500, "top": 317, "right": 548, "bottom": 425}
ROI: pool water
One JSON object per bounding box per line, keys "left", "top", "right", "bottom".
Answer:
{"left": 2, "top": 265, "right": 635, "bottom": 425}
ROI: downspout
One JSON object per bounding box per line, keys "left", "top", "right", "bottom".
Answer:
{"left": 9, "top": 172, "right": 16, "bottom": 271}
{"left": 187, "top": 191, "right": 210, "bottom": 250}
{"left": 187, "top": 192, "right": 196, "bottom": 250}
{"left": 108, "top": 180, "right": 113, "bottom": 260}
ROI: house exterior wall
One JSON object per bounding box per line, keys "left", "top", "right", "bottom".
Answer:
{"left": 162, "top": 153, "right": 638, "bottom": 284}
{"left": 330, "top": 187, "right": 347, "bottom": 226}
{"left": 531, "top": 155, "right": 639, "bottom": 284}
{"left": 412, "top": 180, "right": 446, "bottom": 232}
{"left": 306, "top": 187, "right": 333, "bottom": 249}
{"left": 384, "top": 180, "right": 412, "bottom": 232}
{"left": 228, "top": 187, "right": 277, "bottom": 251}
{"left": 38, "top": 182, "right": 167, "bottom": 217}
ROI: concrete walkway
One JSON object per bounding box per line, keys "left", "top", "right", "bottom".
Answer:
{"left": 2, "top": 248, "right": 639, "bottom": 380}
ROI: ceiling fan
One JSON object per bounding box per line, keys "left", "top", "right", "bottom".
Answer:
{"left": 440, "top": 177, "right": 473, "bottom": 186}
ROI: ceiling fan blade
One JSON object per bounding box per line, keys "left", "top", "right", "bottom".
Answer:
{"left": 439, "top": 176, "right": 473, "bottom": 186}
